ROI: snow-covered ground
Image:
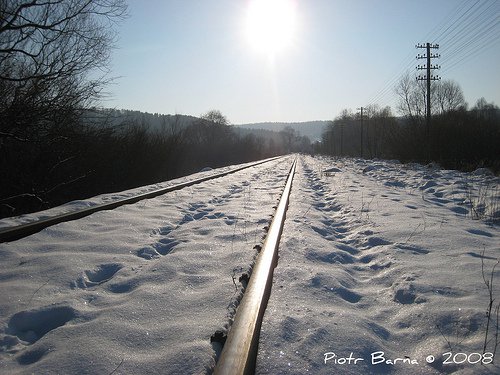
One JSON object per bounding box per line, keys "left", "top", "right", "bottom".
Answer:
{"left": 258, "top": 155, "right": 499, "bottom": 374}
{"left": 0, "top": 157, "right": 292, "bottom": 374}
{"left": 0, "top": 154, "right": 498, "bottom": 374}
{"left": 0, "top": 159, "right": 278, "bottom": 230}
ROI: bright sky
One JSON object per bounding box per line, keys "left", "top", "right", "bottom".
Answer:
{"left": 108, "top": 0, "right": 500, "bottom": 124}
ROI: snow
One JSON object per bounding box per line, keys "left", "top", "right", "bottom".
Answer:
{"left": 0, "top": 159, "right": 270, "bottom": 230}
{"left": 257, "top": 156, "right": 499, "bottom": 374}
{"left": 0, "top": 154, "right": 499, "bottom": 374}
{"left": 0, "top": 158, "right": 291, "bottom": 374}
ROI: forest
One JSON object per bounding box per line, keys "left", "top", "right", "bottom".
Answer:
{"left": 318, "top": 76, "right": 500, "bottom": 173}
{"left": 1, "top": 104, "right": 310, "bottom": 218}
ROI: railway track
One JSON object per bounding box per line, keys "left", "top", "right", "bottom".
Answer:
{"left": 6, "top": 155, "right": 493, "bottom": 373}
{"left": 0, "top": 155, "right": 298, "bottom": 374}
{"left": 215, "top": 158, "right": 297, "bottom": 374}
{"left": 0, "top": 156, "right": 282, "bottom": 243}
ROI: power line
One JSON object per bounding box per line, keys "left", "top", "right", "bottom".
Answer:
{"left": 364, "top": 0, "right": 499, "bottom": 110}
{"left": 442, "top": 28, "right": 500, "bottom": 75}
{"left": 430, "top": 0, "right": 482, "bottom": 46}
{"left": 443, "top": 18, "right": 499, "bottom": 63}
{"left": 429, "top": 0, "right": 471, "bottom": 44}
{"left": 439, "top": 1, "right": 496, "bottom": 54}
{"left": 364, "top": 1, "right": 471, "bottom": 107}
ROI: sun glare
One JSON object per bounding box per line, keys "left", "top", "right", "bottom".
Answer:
{"left": 245, "top": 0, "right": 297, "bottom": 57}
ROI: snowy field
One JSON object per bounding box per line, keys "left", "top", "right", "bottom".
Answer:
{"left": 258, "top": 155, "right": 499, "bottom": 375}
{"left": 0, "top": 154, "right": 499, "bottom": 374}
{"left": 0, "top": 157, "right": 292, "bottom": 374}
{"left": 0, "top": 158, "right": 279, "bottom": 230}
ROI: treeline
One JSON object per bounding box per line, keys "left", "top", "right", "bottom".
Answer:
{"left": 0, "top": 109, "right": 289, "bottom": 219}
{"left": 319, "top": 77, "right": 500, "bottom": 173}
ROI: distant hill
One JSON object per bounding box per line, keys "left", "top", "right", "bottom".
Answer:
{"left": 87, "top": 109, "right": 329, "bottom": 141}
{"left": 235, "top": 121, "right": 329, "bottom": 142}
{"left": 84, "top": 109, "right": 199, "bottom": 131}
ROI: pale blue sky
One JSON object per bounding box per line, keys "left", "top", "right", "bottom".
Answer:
{"left": 108, "top": 0, "right": 500, "bottom": 124}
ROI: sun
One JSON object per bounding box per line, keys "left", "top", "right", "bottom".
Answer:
{"left": 245, "top": 0, "right": 297, "bottom": 57}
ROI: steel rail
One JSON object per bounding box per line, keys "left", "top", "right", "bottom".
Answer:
{"left": 214, "top": 157, "right": 297, "bottom": 375}
{"left": 0, "top": 156, "right": 284, "bottom": 243}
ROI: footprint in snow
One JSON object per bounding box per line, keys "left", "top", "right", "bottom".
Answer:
{"left": 336, "top": 243, "right": 359, "bottom": 255}
{"left": 314, "top": 202, "right": 342, "bottom": 212}
{"left": 306, "top": 250, "right": 355, "bottom": 264}
{"left": 466, "top": 252, "right": 496, "bottom": 260}
{"left": 420, "top": 180, "right": 438, "bottom": 190}
{"left": 154, "top": 238, "right": 181, "bottom": 255}
{"left": 206, "top": 212, "right": 225, "bottom": 220}
{"left": 450, "top": 206, "right": 469, "bottom": 215}
{"left": 466, "top": 228, "right": 493, "bottom": 237}
{"left": 311, "top": 225, "right": 329, "bottom": 237}
{"left": 310, "top": 275, "right": 362, "bottom": 303}
{"left": 224, "top": 215, "right": 238, "bottom": 226}
{"left": 187, "top": 202, "right": 207, "bottom": 211}
{"left": 393, "top": 286, "right": 417, "bottom": 304}
{"left": 137, "top": 246, "right": 160, "bottom": 260}
{"left": 369, "top": 261, "right": 393, "bottom": 271}
{"left": 108, "top": 279, "right": 139, "bottom": 294}
{"left": 72, "top": 263, "right": 122, "bottom": 288}
{"left": 429, "top": 197, "right": 452, "bottom": 205}
{"left": 320, "top": 219, "right": 348, "bottom": 232}
{"left": 359, "top": 254, "right": 376, "bottom": 263}
{"left": 7, "top": 304, "right": 83, "bottom": 345}
{"left": 16, "top": 346, "right": 51, "bottom": 365}
{"left": 405, "top": 204, "right": 418, "bottom": 210}
{"left": 332, "top": 286, "right": 362, "bottom": 303}
{"left": 179, "top": 203, "right": 215, "bottom": 224}
{"left": 393, "top": 281, "right": 426, "bottom": 305}
{"left": 158, "top": 225, "right": 174, "bottom": 236}
{"left": 367, "top": 322, "right": 391, "bottom": 340}
{"left": 280, "top": 316, "right": 301, "bottom": 342}
{"left": 395, "top": 243, "right": 430, "bottom": 255}
{"left": 384, "top": 180, "right": 406, "bottom": 188}
{"left": 362, "top": 236, "right": 392, "bottom": 248}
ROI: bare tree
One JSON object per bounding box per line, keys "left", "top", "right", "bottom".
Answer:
{"left": 395, "top": 71, "right": 426, "bottom": 121}
{"left": 188, "top": 110, "right": 233, "bottom": 145}
{"left": 0, "top": 0, "right": 127, "bottom": 139}
{"left": 200, "top": 109, "right": 230, "bottom": 127}
{"left": 472, "top": 98, "right": 499, "bottom": 121}
{"left": 395, "top": 74, "right": 466, "bottom": 120}
{"left": 434, "top": 79, "right": 466, "bottom": 114}
{"left": 0, "top": 0, "right": 127, "bottom": 215}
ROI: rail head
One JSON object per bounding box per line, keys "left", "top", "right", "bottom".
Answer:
{"left": 214, "top": 158, "right": 297, "bottom": 375}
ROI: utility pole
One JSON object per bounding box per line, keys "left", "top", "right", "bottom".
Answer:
{"left": 416, "top": 43, "right": 440, "bottom": 152}
{"left": 340, "top": 122, "right": 344, "bottom": 156}
{"left": 357, "top": 107, "right": 364, "bottom": 158}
